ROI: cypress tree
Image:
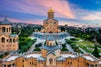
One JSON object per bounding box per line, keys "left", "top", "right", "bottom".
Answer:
{"left": 92, "top": 45, "right": 100, "bottom": 57}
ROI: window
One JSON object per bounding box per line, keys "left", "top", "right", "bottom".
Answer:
{"left": 10, "top": 39, "right": 12, "bottom": 42}
{"left": 12, "top": 63, "right": 15, "bottom": 66}
{"left": 22, "top": 60, "right": 24, "bottom": 62}
{"left": 86, "top": 63, "right": 89, "bottom": 66}
{"left": 91, "top": 64, "right": 94, "bottom": 67}
{"left": 7, "top": 28, "right": 8, "bottom": 32}
{"left": 6, "top": 39, "right": 8, "bottom": 42}
{"left": 30, "top": 62, "right": 31, "bottom": 65}
{"left": 9, "top": 27, "right": 11, "bottom": 32}
{"left": 1, "top": 37, "right": 5, "bottom": 43}
{"left": 13, "top": 39, "right": 15, "bottom": 42}
{"left": 2, "top": 27, "right": 6, "bottom": 32}
{"left": 95, "top": 64, "right": 97, "bottom": 67}
{"left": 3, "top": 65, "right": 6, "bottom": 67}
{"left": 8, "top": 64, "right": 11, "bottom": 67}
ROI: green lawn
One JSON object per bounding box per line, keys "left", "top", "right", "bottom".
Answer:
{"left": 66, "top": 38, "right": 98, "bottom": 53}
{"left": 75, "top": 40, "right": 95, "bottom": 53}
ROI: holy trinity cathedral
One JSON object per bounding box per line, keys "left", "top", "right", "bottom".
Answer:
{"left": 0, "top": 9, "right": 101, "bottom": 67}
{"left": 41, "top": 9, "right": 60, "bottom": 33}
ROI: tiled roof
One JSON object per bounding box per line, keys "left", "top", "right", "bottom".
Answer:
{"left": 56, "top": 56, "right": 65, "bottom": 61}
{"left": 10, "top": 34, "right": 18, "bottom": 37}
{"left": 42, "top": 45, "right": 60, "bottom": 51}
{"left": 47, "top": 36, "right": 55, "bottom": 41}
{"left": 0, "top": 18, "right": 11, "bottom": 25}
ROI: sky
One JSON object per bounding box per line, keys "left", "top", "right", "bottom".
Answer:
{"left": 0, "top": 0, "right": 101, "bottom": 27}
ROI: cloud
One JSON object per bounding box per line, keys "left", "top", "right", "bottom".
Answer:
{"left": 0, "top": 17, "right": 43, "bottom": 25}
{"left": 82, "top": 12, "right": 101, "bottom": 20}
{"left": 2, "top": 0, "right": 75, "bottom": 19}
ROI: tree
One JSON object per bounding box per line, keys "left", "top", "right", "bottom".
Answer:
{"left": 92, "top": 45, "right": 100, "bottom": 57}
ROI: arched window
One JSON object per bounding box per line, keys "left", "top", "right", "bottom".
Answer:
{"left": 3, "top": 65, "right": 6, "bottom": 67}
{"left": 2, "top": 27, "right": 6, "bottom": 32}
{"left": 9, "top": 27, "right": 11, "bottom": 32}
{"left": 12, "top": 63, "right": 15, "bottom": 66}
{"left": 6, "top": 39, "right": 8, "bottom": 42}
{"left": 86, "top": 63, "right": 89, "bottom": 66}
{"left": 1, "top": 37, "right": 5, "bottom": 42}
{"left": 13, "top": 39, "right": 15, "bottom": 42}
{"left": 7, "top": 28, "right": 8, "bottom": 32}
{"left": 10, "top": 39, "right": 12, "bottom": 42}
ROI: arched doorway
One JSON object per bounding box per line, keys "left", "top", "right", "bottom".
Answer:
{"left": 49, "top": 31, "right": 53, "bottom": 33}
{"left": 49, "top": 58, "right": 53, "bottom": 64}
{"left": 47, "top": 58, "right": 55, "bottom": 67}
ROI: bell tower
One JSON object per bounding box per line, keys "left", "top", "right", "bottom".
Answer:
{"left": 41, "top": 9, "right": 60, "bottom": 33}
{"left": 0, "top": 17, "right": 12, "bottom": 35}
{"left": 48, "top": 9, "right": 54, "bottom": 19}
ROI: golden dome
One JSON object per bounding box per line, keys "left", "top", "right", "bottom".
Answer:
{"left": 48, "top": 9, "right": 54, "bottom": 12}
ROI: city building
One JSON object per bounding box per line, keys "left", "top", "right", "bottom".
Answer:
{"left": 0, "top": 18, "right": 18, "bottom": 52}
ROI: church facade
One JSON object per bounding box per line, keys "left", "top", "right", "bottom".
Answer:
{"left": 41, "top": 9, "right": 60, "bottom": 33}
{"left": 0, "top": 18, "right": 18, "bottom": 52}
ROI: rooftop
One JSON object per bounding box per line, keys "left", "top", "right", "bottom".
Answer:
{"left": 0, "top": 17, "right": 11, "bottom": 25}
{"left": 24, "top": 54, "right": 41, "bottom": 58}
{"left": 61, "top": 54, "right": 77, "bottom": 58}
{"left": 42, "top": 45, "right": 60, "bottom": 51}
{"left": 47, "top": 36, "right": 55, "bottom": 41}
{"left": 2, "top": 53, "right": 99, "bottom": 62}
{"left": 4, "top": 56, "right": 19, "bottom": 62}
{"left": 83, "top": 55, "right": 96, "bottom": 61}
{"left": 10, "top": 34, "right": 18, "bottom": 37}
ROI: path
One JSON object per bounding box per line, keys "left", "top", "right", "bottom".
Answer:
{"left": 26, "top": 38, "right": 45, "bottom": 54}
{"left": 66, "top": 44, "right": 74, "bottom": 52}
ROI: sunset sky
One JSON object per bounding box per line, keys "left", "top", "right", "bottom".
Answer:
{"left": 0, "top": 0, "right": 101, "bottom": 26}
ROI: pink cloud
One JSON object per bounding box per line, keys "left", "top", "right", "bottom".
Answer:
{"left": 5, "top": 0, "right": 75, "bottom": 19}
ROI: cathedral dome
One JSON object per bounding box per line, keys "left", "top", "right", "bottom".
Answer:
{"left": 48, "top": 9, "right": 54, "bottom": 13}
{"left": 47, "top": 36, "right": 55, "bottom": 41}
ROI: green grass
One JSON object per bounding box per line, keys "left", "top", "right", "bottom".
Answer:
{"left": 75, "top": 40, "right": 95, "bottom": 53}
{"left": 76, "top": 40, "right": 94, "bottom": 46}
{"left": 66, "top": 38, "right": 97, "bottom": 54}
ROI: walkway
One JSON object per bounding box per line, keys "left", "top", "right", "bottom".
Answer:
{"left": 26, "top": 38, "right": 45, "bottom": 54}
{"left": 66, "top": 44, "right": 74, "bottom": 52}
{"left": 79, "top": 47, "right": 88, "bottom": 54}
